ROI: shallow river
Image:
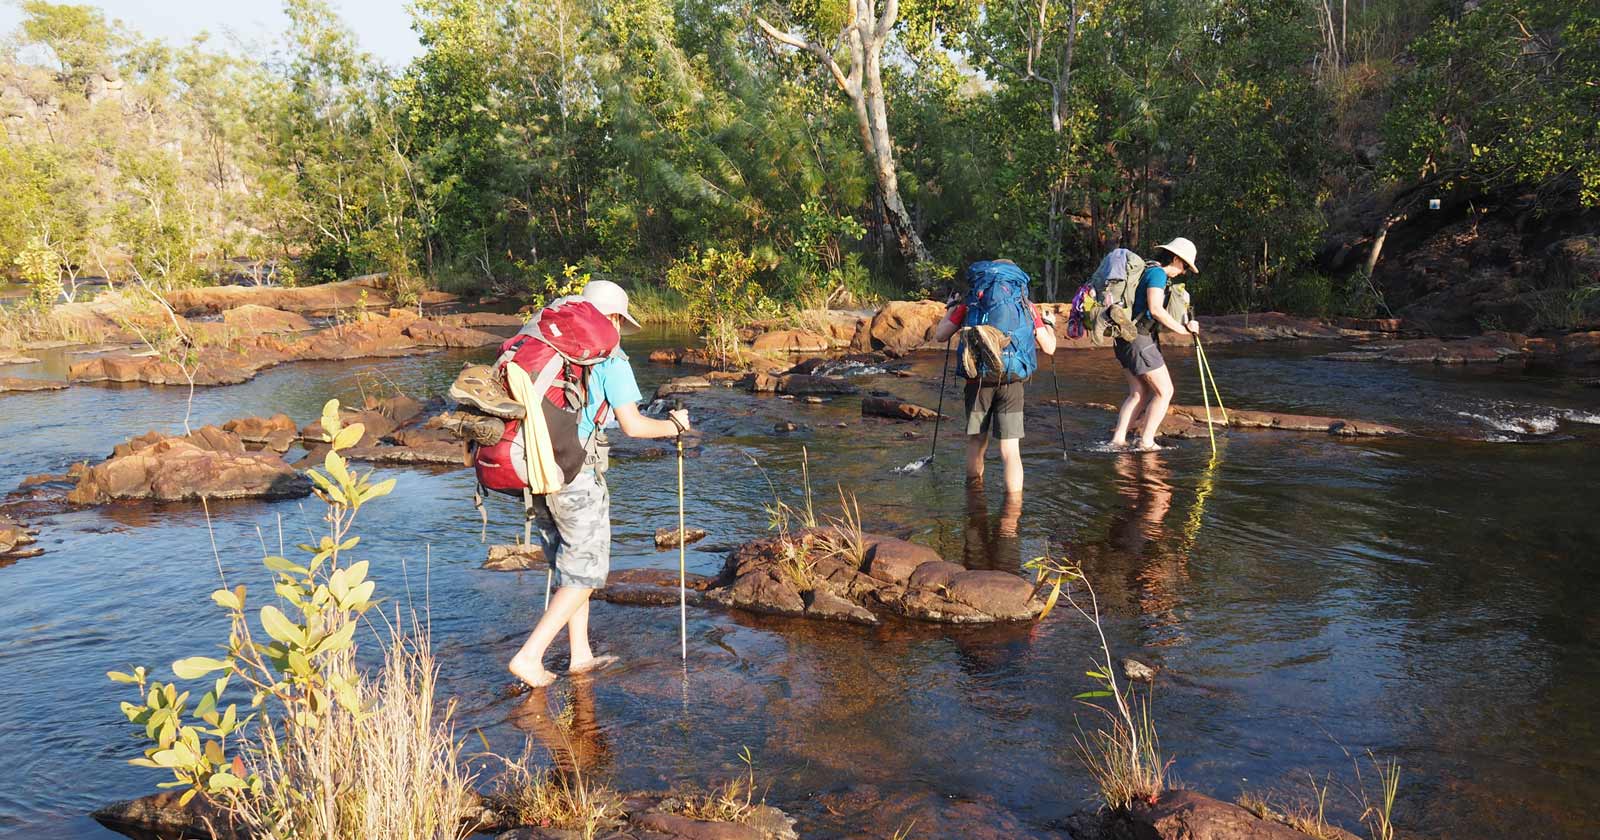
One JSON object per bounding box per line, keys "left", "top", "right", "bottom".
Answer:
{"left": 1, "top": 329, "right": 1598, "bottom": 839}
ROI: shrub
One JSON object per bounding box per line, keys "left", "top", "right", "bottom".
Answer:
{"left": 665, "top": 247, "right": 773, "bottom": 368}
{"left": 108, "top": 400, "right": 476, "bottom": 839}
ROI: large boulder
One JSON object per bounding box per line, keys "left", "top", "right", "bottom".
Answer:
{"left": 868, "top": 300, "right": 947, "bottom": 356}
{"left": 67, "top": 428, "right": 310, "bottom": 505}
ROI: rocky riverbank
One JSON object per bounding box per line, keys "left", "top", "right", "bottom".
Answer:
{"left": 94, "top": 787, "right": 800, "bottom": 840}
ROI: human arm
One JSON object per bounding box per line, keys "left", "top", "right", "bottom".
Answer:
{"left": 1032, "top": 304, "right": 1057, "bottom": 355}
{"left": 1145, "top": 286, "right": 1199, "bottom": 335}
{"left": 931, "top": 302, "right": 963, "bottom": 343}
{"left": 613, "top": 401, "right": 690, "bottom": 439}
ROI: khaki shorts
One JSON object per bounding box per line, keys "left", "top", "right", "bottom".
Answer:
{"left": 532, "top": 464, "right": 610, "bottom": 590}
{"left": 964, "top": 380, "right": 1025, "bottom": 440}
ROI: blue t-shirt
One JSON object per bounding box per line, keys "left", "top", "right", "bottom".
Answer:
{"left": 1131, "top": 265, "right": 1168, "bottom": 322}
{"left": 580, "top": 351, "right": 642, "bottom": 441}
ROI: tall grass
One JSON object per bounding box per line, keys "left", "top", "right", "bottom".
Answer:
{"left": 228, "top": 626, "right": 479, "bottom": 839}
{"left": 1025, "top": 554, "right": 1168, "bottom": 810}
{"left": 486, "top": 740, "right": 621, "bottom": 840}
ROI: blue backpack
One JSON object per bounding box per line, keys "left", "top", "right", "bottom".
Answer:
{"left": 959, "top": 260, "right": 1038, "bottom": 383}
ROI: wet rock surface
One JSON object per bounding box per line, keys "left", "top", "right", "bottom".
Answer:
{"left": 0, "top": 515, "right": 40, "bottom": 564}
{"left": 1065, "top": 789, "right": 1360, "bottom": 840}
{"left": 608, "top": 530, "right": 1044, "bottom": 625}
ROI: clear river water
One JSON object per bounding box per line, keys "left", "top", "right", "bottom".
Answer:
{"left": 1, "top": 327, "right": 1598, "bottom": 839}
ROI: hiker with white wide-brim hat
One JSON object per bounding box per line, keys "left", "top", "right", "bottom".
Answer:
{"left": 506, "top": 279, "right": 689, "bottom": 690}
{"left": 1108, "top": 237, "right": 1203, "bottom": 452}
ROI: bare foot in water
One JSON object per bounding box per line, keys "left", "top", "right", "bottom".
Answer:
{"left": 568, "top": 654, "right": 619, "bottom": 675}
{"left": 508, "top": 653, "right": 557, "bottom": 690}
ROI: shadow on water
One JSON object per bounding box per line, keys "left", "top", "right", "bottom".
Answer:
{"left": 2, "top": 330, "right": 1599, "bottom": 838}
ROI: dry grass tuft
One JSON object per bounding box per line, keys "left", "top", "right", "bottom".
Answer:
{"left": 228, "top": 627, "right": 479, "bottom": 839}
{"left": 666, "top": 748, "right": 761, "bottom": 825}
{"left": 485, "top": 744, "right": 622, "bottom": 840}
{"left": 818, "top": 486, "right": 867, "bottom": 569}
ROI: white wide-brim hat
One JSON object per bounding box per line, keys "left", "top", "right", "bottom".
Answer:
{"left": 1155, "top": 237, "right": 1200, "bottom": 274}
{"left": 580, "top": 279, "right": 642, "bottom": 335}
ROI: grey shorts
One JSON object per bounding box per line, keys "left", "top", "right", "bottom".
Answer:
{"left": 964, "top": 380, "right": 1025, "bottom": 440}
{"left": 532, "top": 466, "right": 610, "bottom": 589}
{"left": 1114, "top": 334, "right": 1166, "bottom": 376}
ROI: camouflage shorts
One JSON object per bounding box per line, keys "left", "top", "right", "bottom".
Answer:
{"left": 532, "top": 468, "right": 610, "bottom": 590}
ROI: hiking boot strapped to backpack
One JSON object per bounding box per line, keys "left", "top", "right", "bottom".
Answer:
{"left": 957, "top": 260, "right": 1039, "bottom": 383}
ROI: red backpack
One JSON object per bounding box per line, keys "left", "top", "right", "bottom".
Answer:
{"left": 472, "top": 299, "right": 619, "bottom": 497}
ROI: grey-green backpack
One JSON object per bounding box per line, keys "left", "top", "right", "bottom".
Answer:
{"left": 1085, "top": 248, "right": 1156, "bottom": 346}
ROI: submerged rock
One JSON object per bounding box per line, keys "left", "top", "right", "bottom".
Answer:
{"left": 1066, "top": 401, "right": 1407, "bottom": 438}
{"left": 776, "top": 374, "right": 857, "bottom": 397}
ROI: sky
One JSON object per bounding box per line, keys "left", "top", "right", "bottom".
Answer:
{"left": 0, "top": 0, "right": 424, "bottom": 67}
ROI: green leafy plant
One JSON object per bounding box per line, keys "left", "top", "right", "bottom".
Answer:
{"left": 107, "top": 399, "right": 472, "bottom": 838}
{"left": 524, "top": 263, "right": 592, "bottom": 312}
{"left": 665, "top": 247, "right": 772, "bottom": 369}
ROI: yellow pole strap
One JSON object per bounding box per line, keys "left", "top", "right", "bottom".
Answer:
{"left": 1198, "top": 345, "right": 1217, "bottom": 456}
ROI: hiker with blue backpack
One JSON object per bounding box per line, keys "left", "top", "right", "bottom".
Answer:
{"left": 1104, "top": 238, "right": 1202, "bottom": 451}
{"left": 930, "top": 259, "right": 1058, "bottom": 494}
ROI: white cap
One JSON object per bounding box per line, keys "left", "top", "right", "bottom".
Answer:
{"left": 580, "top": 279, "right": 642, "bottom": 335}
{"left": 1155, "top": 237, "right": 1199, "bottom": 274}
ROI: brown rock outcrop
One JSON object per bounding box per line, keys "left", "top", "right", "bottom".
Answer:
{"left": 607, "top": 530, "right": 1050, "bottom": 625}
{"left": 0, "top": 376, "right": 66, "bottom": 393}
{"left": 402, "top": 319, "right": 502, "bottom": 348}
{"left": 67, "top": 428, "right": 310, "bottom": 505}
{"left": 751, "top": 329, "right": 830, "bottom": 354}
{"left": 220, "top": 304, "right": 312, "bottom": 333}
{"left": 1066, "top": 788, "right": 1360, "bottom": 840}
{"left": 868, "top": 300, "right": 947, "bottom": 356}
{"left": 861, "top": 395, "right": 943, "bottom": 421}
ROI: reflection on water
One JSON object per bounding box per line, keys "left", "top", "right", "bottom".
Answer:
{"left": 1, "top": 330, "right": 1599, "bottom": 839}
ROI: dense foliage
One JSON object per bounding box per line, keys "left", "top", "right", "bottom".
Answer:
{"left": 1, "top": 0, "right": 1593, "bottom": 315}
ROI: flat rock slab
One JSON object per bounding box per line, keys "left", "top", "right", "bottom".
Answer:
{"left": 1066, "top": 400, "right": 1406, "bottom": 438}
{"left": 0, "top": 355, "right": 40, "bottom": 366}
{"left": 0, "top": 376, "right": 67, "bottom": 393}
{"left": 1321, "top": 333, "right": 1528, "bottom": 365}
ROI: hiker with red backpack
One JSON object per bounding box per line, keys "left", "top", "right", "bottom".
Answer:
{"left": 1106, "top": 238, "right": 1202, "bottom": 451}
{"left": 930, "top": 259, "right": 1058, "bottom": 494}
{"left": 449, "top": 280, "right": 690, "bottom": 690}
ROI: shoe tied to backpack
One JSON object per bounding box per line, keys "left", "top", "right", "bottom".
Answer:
{"left": 449, "top": 364, "right": 525, "bottom": 419}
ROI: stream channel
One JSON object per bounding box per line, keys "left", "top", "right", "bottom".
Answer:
{"left": 1, "top": 327, "right": 1598, "bottom": 838}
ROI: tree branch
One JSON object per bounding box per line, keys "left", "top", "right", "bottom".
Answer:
{"left": 754, "top": 15, "right": 852, "bottom": 92}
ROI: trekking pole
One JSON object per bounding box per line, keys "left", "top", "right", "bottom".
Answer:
{"left": 1196, "top": 337, "right": 1228, "bottom": 424}
{"left": 673, "top": 398, "right": 687, "bottom": 662}
{"left": 1050, "top": 348, "right": 1068, "bottom": 458}
{"left": 899, "top": 335, "right": 953, "bottom": 472}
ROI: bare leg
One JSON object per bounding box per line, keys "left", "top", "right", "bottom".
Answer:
{"left": 566, "top": 597, "right": 594, "bottom": 666}
{"left": 508, "top": 586, "right": 592, "bottom": 688}
{"left": 965, "top": 434, "right": 989, "bottom": 484}
{"left": 1111, "top": 370, "right": 1149, "bottom": 446}
{"left": 1137, "top": 365, "right": 1175, "bottom": 449}
{"left": 997, "top": 437, "right": 1025, "bottom": 494}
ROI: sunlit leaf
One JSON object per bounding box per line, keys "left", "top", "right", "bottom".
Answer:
{"left": 172, "top": 657, "right": 228, "bottom": 680}
{"left": 258, "top": 605, "right": 302, "bottom": 647}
